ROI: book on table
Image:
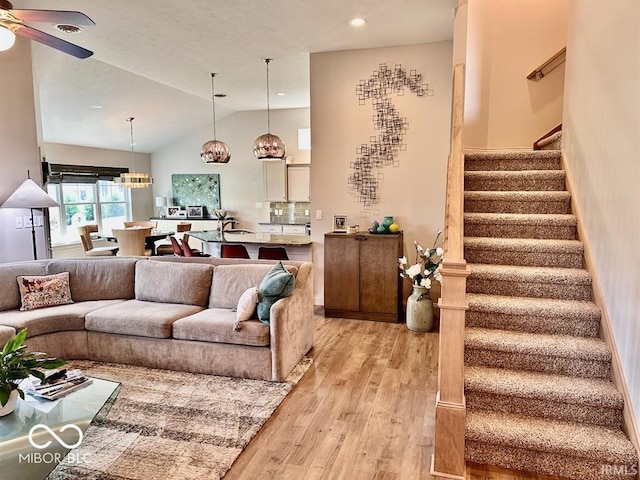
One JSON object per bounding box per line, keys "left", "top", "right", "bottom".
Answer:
{"left": 27, "top": 369, "right": 93, "bottom": 400}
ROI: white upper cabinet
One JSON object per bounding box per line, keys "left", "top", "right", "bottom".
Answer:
{"left": 263, "top": 160, "right": 287, "bottom": 201}
{"left": 286, "top": 165, "right": 310, "bottom": 202}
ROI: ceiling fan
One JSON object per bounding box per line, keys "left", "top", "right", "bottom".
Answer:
{"left": 0, "top": 0, "right": 94, "bottom": 59}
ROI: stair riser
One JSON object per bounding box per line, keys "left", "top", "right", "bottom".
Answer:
{"left": 467, "top": 277, "right": 591, "bottom": 301}
{"left": 465, "top": 349, "right": 610, "bottom": 378}
{"left": 466, "top": 394, "right": 622, "bottom": 429}
{"left": 466, "top": 441, "right": 638, "bottom": 480}
{"left": 464, "top": 222, "right": 577, "bottom": 240}
{"left": 465, "top": 176, "right": 566, "bottom": 192}
{"left": 466, "top": 311, "right": 600, "bottom": 337}
{"left": 465, "top": 158, "right": 561, "bottom": 171}
{"left": 464, "top": 248, "right": 583, "bottom": 268}
{"left": 465, "top": 198, "right": 571, "bottom": 214}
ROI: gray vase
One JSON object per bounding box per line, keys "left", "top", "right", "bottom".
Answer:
{"left": 406, "top": 285, "right": 434, "bottom": 332}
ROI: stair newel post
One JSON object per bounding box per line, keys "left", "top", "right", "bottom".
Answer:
{"left": 431, "top": 63, "right": 470, "bottom": 480}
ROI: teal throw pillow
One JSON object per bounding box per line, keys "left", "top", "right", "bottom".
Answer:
{"left": 256, "top": 262, "right": 295, "bottom": 324}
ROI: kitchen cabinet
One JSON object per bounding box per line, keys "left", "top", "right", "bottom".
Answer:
{"left": 324, "top": 232, "right": 403, "bottom": 322}
{"left": 282, "top": 225, "right": 306, "bottom": 235}
{"left": 286, "top": 165, "right": 310, "bottom": 201}
{"left": 263, "top": 160, "right": 286, "bottom": 201}
{"left": 257, "top": 224, "right": 283, "bottom": 234}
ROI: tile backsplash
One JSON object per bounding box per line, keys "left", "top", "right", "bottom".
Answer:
{"left": 270, "top": 202, "right": 311, "bottom": 224}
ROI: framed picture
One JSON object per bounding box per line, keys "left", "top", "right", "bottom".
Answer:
{"left": 333, "top": 214, "right": 347, "bottom": 233}
{"left": 187, "top": 205, "right": 204, "bottom": 218}
{"left": 166, "top": 206, "right": 183, "bottom": 218}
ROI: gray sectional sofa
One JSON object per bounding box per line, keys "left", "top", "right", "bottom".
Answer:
{"left": 0, "top": 257, "right": 314, "bottom": 382}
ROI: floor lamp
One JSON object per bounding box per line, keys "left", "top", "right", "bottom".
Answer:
{"left": 1, "top": 173, "right": 59, "bottom": 260}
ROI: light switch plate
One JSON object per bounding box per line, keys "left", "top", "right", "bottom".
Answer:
{"left": 255, "top": 202, "right": 263, "bottom": 208}
{"left": 15, "top": 217, "right": 23, "bottom": 229}
{"left": 315, "top": 210, "right": 323, "bottom": 220}
{"left": 23, "top": 216, "right": 33, "bottom": 228}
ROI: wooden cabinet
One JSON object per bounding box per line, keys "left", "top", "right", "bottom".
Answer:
{"left": 263, "top": 160, "right": 287, "bottom": 201}
{"left": 286, "top": 165, "right": 310, "bottom": 201}
{"left": 324, "top": 232, "right": 403, "bottom": 322}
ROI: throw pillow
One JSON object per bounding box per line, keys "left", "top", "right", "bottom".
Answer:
{"left": 233, "top": 286, "right": 259, "bottom": 331}
{"left": 256, "top": 262, "right": 295, "bottom": 324}
{"left": 17, "top": 272, "right": 73, "bottom": 311}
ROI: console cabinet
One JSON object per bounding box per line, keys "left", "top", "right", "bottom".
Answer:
{"left": 324, "top": 232, "right": 403, "bottom": 322}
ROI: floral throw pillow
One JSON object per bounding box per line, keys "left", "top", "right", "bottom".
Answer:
{"left": 17, "top": 272, "right": 74, "bottom": 311}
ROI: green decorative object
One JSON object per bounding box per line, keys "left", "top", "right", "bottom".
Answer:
{"left": 382, "top": 216, "right": 394, "bottom": 232}
{"left": 171, "top": 174, "right": 221, "bottom": 217}
{"left": 406, "top": 285, "right": 434, "bottom": 332}
{"left": 376, "top": 225, "right": 386, "bottom": 234}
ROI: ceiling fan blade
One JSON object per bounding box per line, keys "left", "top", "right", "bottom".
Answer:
{"left": 13, "top": 24, "right": 93, "bottom": 59}
{"left": 9, "top": 9, "right": 95, "bottom": 26}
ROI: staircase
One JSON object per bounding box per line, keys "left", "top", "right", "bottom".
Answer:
{"left": 462, "top": 149, "right": 638, "bottom": 479}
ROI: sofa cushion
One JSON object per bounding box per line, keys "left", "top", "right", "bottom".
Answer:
{"left": 17, "top": 272, "right": 74, "bottom": 311}
{"left": 0, "top": 300, "right": 125, "bottom": 337}
{"left": 173, "top": 309, "right": 270, "bottom": 347}
{"left": 235, "top": 287, "right": 259, "bottom": 328}
{"left": 85, "top": 299, "right": 204, "bottom": 338}
{"left": 0, "top": 325, "right": 16, "bottom": 346}
{"left": 209, "top": 264, "right": 274, "bottom": 309}
{"left": 0, "top": 262, "right": 47, "bottom": 312}
{"left": 135, "top": 261, "right": 213, "bottom": 307}
{"left": 256, "top": 262, "right": 295, "bottom": 324}
{"left": 47, "top": 258, "right": 137, "bottom": 302}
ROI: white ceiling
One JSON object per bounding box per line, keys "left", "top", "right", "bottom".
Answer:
{"left": 16, "top": 0, "right": 455, "bottom": 153}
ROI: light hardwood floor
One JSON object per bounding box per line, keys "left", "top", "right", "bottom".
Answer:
{"left": 225, "top": 314, "right": 567, "bottom": 480}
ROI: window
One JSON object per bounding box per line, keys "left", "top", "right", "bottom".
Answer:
{"left": 47, "top": 180, "right": 130, "bottom": 244}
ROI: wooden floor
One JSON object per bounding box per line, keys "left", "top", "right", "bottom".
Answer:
{"left": 224, "top": 314, "right": 567, "bottom": 480}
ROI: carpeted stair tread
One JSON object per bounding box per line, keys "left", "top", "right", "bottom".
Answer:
{"left": 465, "top": 327, "right": 611, "bottom": 362}
{"left": 465, "top": 170, "right": 566, "bottom": 191}
{"left": 469, "top": 263, "right": 591, "bottom": 286}
{"left": 466, "top": 410, "right": 638, "bottom": 466}
{"left": 536, "top": 131, "right": 562, "bottom": 150}
{"left": 464, "top": 237, "right": 584, "bottom": 268}
{"left": 465, "top": 366, "right": 623, "bottom": 409}
{"left": 465, "top": 191, "right": 571, "bottom": 214}
{"left": 465, "top": 236, "right": 583, "bottom": 255}
{"left": 465, "top": 150, "right": 561, "bottom": 171}
{"left": 464, "top": 212, "right": 578, "bottom": 240}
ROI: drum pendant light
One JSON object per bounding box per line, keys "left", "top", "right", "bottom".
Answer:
{"left": 201, "top": 73, "right": 231, "bottom": 164}
{"left": 115, "top": 117, "right": 153, "bottom": 188}
{"left": 253, "top": 58, "right": 286, "bottom": 160}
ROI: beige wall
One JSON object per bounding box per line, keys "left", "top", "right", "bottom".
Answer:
{"left": 151, "top": 108, "right": 310, "bottom": 230}
{"left": 310, "top": 42, "right": 453, "bottom": 304}
{"left": 563, "top": 0, "right": 640, "bottom": 426}
{"left": 462, "top": 0, "right": 568, "bottom": 149}
{"left": 0, "top": 37, "right": 48, "bottom": 262}
{"left": 41, "top": 143, "right": 153, "bottom": 222}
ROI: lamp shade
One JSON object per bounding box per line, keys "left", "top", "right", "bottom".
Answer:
{"left": 1, "top": 179, "right": 59, "bottom": 209}
{"left": 154, "top": 196, "right": 168, "bottom": 207}
{"left": 0, "top": 28, "right": 16, "bottom": 52}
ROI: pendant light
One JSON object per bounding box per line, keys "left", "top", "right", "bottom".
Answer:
{"left": 115, "top": 117, "right": 153, "bottom": 188}
{"left": 253, "top": 58, "right": 286, "bottom": 160}
{"left": 201, "top": 73, "right": 231, "bottom": 164}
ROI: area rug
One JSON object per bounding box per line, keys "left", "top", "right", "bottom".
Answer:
{"left": 46, "top": 358, "right": 312, "bottom": 480}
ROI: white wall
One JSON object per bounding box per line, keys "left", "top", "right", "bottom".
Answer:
{"left": 0, "top": 37, "right": 48, "bottom": 262}
{"left": 41, "top": 143, "right": 153, "bottom": 221}
{"left": 310, "top": 42, "right": 453, "bottom": 304}
{"left": 462, "top": 0, "right": 568, "bottom": 149}
{"left": 563, "top": 0, "right": 640, "bottom": 427}
{"left": 151, "top": 108, "right": 310, "bottom": 230}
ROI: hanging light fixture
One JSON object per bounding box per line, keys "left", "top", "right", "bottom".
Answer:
{"left": 201, "top": 73, "right": 231, "bottom": 164}
{"left": 115, "top": 117, "right": 153, "bottom": 188}
{"left": 253, "top": 58, "right": 286, "bottom": 160}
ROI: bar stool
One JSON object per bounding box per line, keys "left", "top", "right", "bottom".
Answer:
{"left": 258, "top": 246, "right": 289, "bottom": 260}
{"left": 221, "top": 244, "right": 250, "bottom": 259}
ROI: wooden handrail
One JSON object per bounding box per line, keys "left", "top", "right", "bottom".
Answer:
{"left": 431, "top": 63, "right": 470, "bottom": 480}
{"left": 527, "top": 47, "right": 566, "bottom": 81}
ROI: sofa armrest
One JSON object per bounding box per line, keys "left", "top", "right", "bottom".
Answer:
{"left": 269, "top": 262, "right": 314, "bottom": 381}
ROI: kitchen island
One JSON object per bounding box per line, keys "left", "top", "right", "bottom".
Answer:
{"left": 188, "top": 231, "right": 312, "bottom": 261}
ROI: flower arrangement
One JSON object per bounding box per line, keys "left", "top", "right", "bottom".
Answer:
{"left": 398, "top": 230, "right": 444, "bottom": 290}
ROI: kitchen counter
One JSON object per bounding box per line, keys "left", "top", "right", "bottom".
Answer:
{"left": 188, "top": 231, "right": 312, "bottom": 260}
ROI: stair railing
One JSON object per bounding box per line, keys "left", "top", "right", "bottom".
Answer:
{"left": 527, "top": 47, "right": 566, "bottom": 81}
{"left": 431, "top": 63, "right": 471, "bottom": 480}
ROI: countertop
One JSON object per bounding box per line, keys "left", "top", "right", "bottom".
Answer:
{"left": 258, "top": 222, "right": 309, "bottom": 226}
{"left": 188, "top": 231, "right": 312, "bottom": 246}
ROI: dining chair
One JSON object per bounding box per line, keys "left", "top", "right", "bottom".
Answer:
{"left": 156, "top": 222, "right": 191, "bottom": 256}
{"left": 181, "top": 239, "right": 210, "bottom": 257}
{"left": 123, "top": 220, "right": 157, "bottom": 229}
{"left": 112, "top": 227, "right": 153, "bottom": 256}
{"left": 221, "top": 244, "right": 250, "bottom": 259}
{"left": 77, "top": 225, "right": 118, "bottom": 256}
{"left": 258, "top": 246, "right": 289, "bottom": 260}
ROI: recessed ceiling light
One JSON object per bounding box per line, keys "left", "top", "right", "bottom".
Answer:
{"left": 90, "top": 105, "right": 103, "bottom": 109}
{"left": 276, "top": 92, "right": 285, "bottom": 96}
{"left": 349, "top": 18, "right": 367, "bottom": 27}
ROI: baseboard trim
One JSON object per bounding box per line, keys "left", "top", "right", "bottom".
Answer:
{"left": 561, "top": 151, "right": 640, "bottom": 461}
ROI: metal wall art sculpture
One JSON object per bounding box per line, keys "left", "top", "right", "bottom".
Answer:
{"left": 348, "top": 63, "right": 433, "bottom": 212}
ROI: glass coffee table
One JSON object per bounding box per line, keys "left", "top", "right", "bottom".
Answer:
{"left": 0, "top": 377, "right": 120, "bottom": 480}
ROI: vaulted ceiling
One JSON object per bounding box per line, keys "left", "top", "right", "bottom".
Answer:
{"left": 16, "top": 0, "right": 455, "bottom": 153}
